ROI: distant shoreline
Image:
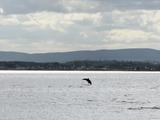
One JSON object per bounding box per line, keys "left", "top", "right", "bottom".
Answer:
{"left": 0, "top": 61, "right": 160, "bottom": 71}
{"left": 0, "top": 70, "right": 159, "bottom": 73}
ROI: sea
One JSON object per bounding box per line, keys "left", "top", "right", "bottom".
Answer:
{"left": 0, "top": 71, "right": 160, "bottom": 120}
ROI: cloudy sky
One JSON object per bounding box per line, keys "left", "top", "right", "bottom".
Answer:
{"left": 0, "top": 0, "right": 160, "bottom": 53}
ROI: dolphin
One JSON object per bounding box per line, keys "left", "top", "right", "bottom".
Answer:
{"left": 82, "top": 78, "right": 92, "bottom": 85}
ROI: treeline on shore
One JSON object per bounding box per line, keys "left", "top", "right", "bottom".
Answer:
{"left": 0, "top": 60, "right": 160, "bottom": 71}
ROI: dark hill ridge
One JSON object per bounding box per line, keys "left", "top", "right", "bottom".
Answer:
{"left": 0, "top": 48, "right": 160, "bottom": 63}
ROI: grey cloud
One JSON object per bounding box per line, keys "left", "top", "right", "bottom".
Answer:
{"left": 1, "top": 0, "right": 160, "bottom": 15}
{"left": 0, "top": 0, "right": 66, "bottom": 14}
{"left": 0, "top": 0, "right": 100, "bottom": 14}
{"left": 93, "top": 0, "right": 160, "bottom": 10}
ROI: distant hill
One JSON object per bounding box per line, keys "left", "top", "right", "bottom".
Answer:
{"left": 0, "top": 48, "right": 160, "bottom": 63}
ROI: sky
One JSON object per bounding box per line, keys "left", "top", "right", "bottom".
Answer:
{"left": 0, "top": 0, "right": 160, "bottom": 53}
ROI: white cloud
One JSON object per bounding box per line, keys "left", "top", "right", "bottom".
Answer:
{"left": 24, "top": 12, "right": 102, "bottom": 32}
{"left": 133, "top": 10, "right": 160, "bottom": 33}
{"left": 104, "top": 29, "right": 160, "bottom": 43}
{"left": 0, "top": 7, "right": 4, "bottom": 14}
{"left": 112, "top": 10, "right": 160, "bottom": 33}
{"left": 0, "top": 15, "right": 19, "bottom": 25}
{"left": 2, "top": 11, "right": 100, "bottom": 32}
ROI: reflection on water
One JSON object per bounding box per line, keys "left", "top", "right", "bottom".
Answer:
{"left": 0, "top": 71, "right": 160, "bottom": 120}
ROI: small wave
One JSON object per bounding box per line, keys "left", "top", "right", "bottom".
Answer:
{"left": 128, "top": 106, "right": 160, "bottom": 110}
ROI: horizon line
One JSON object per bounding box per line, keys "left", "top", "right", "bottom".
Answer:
{"left": 0, "top": 48, "right": 158, "bottom": 54}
